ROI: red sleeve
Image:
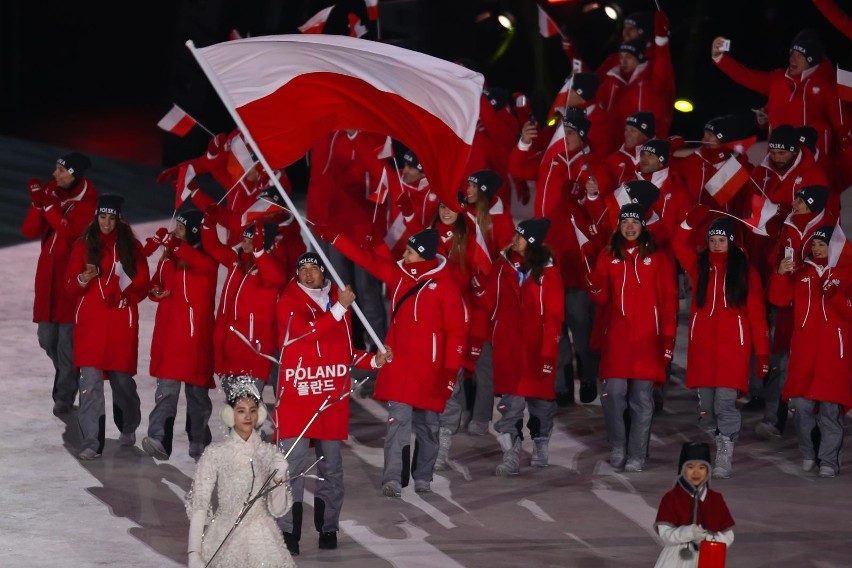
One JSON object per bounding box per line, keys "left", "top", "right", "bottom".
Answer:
{"left": 813, "top": 0, "right": 852, "bottom": 39}
{"left": 507, "top": 144, "right": 541, "bottom": 182}
{"left": 174, "top": 242, "right": 219, "bottom": 278}
{"left": 768, "top": 271, "right": 794, "bottom": 307}
{"left": 334, "top": 234, "right": 400, "bottom": 287}
{"left": 200, "top": 216, "right": 237, "bottom": 267}
{"left": 123, "top": 244, "right": 151, "bottom": 306}
{"left": 746, "top": 267, "right": 770, "bottom": 356}
{"left": 254, "top": 251, "right": 287, "bottom": 288}
{"left": 714, "top": 55, "right": 777, "bottom": 96}
{"left": 586, "top": 249, "right": 612, "bottom": 305}
{"left": 64, "top": 241, "right": 89, "bottom": 298}
{"left": 440, "top": 278, "right": 470, "bottom": 371}
{"left": 656, "top": 252, "right": 679, "bottom": 338}
{"left": 539, "top": 269, "right": 565, "bottom": 360}
{"left": 672, "top": 223, "right": 699, "bottom": 283}
{"left": 20, "top": 206, "right": 47, "bottom": 240}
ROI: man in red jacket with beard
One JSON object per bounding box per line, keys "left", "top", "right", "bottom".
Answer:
{"left": 21, "top": 152, "right": 98, "bottom": 415}
{"left": 274, "top": 252, "right": 391, "bottom": 554}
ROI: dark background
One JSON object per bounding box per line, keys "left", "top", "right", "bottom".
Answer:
{"left": 0, "top": 0, "right": 849, "bottom": 177}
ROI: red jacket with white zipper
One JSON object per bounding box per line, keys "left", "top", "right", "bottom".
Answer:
{"left": 673, "top": 225, "right": 770, "bottom": 391}
{"left": 768, "top": 260, "right": 852, "bottom": 409}
{"left": 476, "top": 252, "right": 564, "bottom": 399}
{"left": 334, "top": 235, "right": 469, "bottom": 412}
{"left": 586, "top": 244, "right": 678, "bottom": 382}
{"left": 21, "top": 178, "right": 97, "bottom": 323}
{"left": 274, "top": 280, "right": 362, "bottom": 441}
{"left": 65, "top": 232, "right": 150, "bottom": 374}
{"left": 202, "top": 220, "right": 287, "bottom": 382}
{"left": 148, "top": 242, "right": 218, "bottom": 388}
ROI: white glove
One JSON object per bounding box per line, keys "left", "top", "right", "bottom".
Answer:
{"left": 188, "top": 551, "right": 205, "bottom": 568}
{"left": 691, "top": 524, "right": 708, "bottom": 542}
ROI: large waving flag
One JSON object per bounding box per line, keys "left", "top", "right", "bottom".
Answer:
{"left": 704, "top": 156, "right": 749, "bottom": 205}
{"left": 189, "top": 35, "right": 483, "bottom": 209}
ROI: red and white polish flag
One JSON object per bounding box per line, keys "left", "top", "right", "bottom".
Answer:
{"left": 241, "top": 194, "right": 285, "bottom": 226}
{"left": 175, "top": 164, "right": 196, "bottom": 209}
{"left": 742, "top": 194, "right": 779, "bottom": 236}
{"left": 365, "top": 0, "right": 379, "bottom": 21}
{"left": 537, "top": 6, "right": 561, "bottom": 38}
{"left": 837, "top": 67, "right": 852, "bottom": 103}
{"left": 157, "top": 104, "right": 197, "bottom": 137}
{"left": 828, "top": 222, "right": 852, "bottom": 268}
{"left": 298, "top": 6, "right": 334, "bottom": 34}
{"left": 704, "top": 156, "right": 749, "bottom": 205}
{"left": 191, "top": 34, "right": 483, "bottom": 209}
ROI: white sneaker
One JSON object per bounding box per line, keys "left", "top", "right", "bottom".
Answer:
{"left": 818, "top": 465, "right": 837, "bottom": 478}
{"left": 78, "top": 448, "right": 101, "bottom": 460}
{"left": 624, "top": 458, "right": 644, "bottom": 472}
{"left": 142, "top": 437, "right": 169, "bottom": 460}
{"left": 381, "top": 481, "right": 402, "bottom": 497}
{"left": 609, "top": 447, "right": 626, "bottom": 469}
{"left": 414, "top": 480, "right": 432, "bottom": 493}
{"left": 802, "top": 459, "right": 816, "bottom": 472}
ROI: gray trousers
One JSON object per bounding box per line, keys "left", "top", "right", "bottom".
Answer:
{"left": 697, "top": 387, "right": 741, "bottom": 439}
{"left": 78, "top": 366, "right": 141, "bottom": 453}
{"left": 277, "top": 438, "right": 344, "bottom": 533}
{"left": 147, "top": 378, "right": 212, "bottom": 453}
{"left": 37, "top": 322, "right": 78, "bottom": 406}
{"left": 790, "top": 397, "right": 845, "bottom": 472}
{"left": 557, "top": 289, "right": 600, "bottom": 391}
{"left": 383, "top": 402, "right": 439, "bottom": 485}
{"left": 601, "top": 378, "right": 654, "bottom": 461}
{"left": 439, "top": 370, "right": 464, "bottom": 433}
{"left": 495, "top": 394, "right": 556, "bottom": 439}
{"left": 471, "top": 342, "right": 495, "bottom": 423}
{"left": 317, "top": 240, "right": 387, "bottom": 350}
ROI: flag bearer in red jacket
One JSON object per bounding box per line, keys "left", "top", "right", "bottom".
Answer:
{"left": 140, "top": 209, "right": 218, "bottom": 461}
{"left": 21, "top": 152, "right": 97, "bottom": 415}
{"left": 273, "top": 253, "right": 391, "bottom": 553}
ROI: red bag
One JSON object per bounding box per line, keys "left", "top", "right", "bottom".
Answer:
{"left": 697, "top": 538, "right": 727, "bottom": 568}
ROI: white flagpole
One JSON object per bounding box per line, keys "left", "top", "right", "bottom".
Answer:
{"left": 187, "top": 40, "right": 387, "bottom": 353}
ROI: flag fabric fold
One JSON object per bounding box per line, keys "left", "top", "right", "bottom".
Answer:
{"left": 741, "top": 194, "right": 779, "bottom": 236}
{"left": 828, "top": 222, "right": 852, "bottom": 268}
{"left": 191, "top": 34, "right": 483, "bottom": 209}
{"left": 537, "top": 6, "right": 562, "bottom": 38}
{"left": 175, "top": 164, "right": 196, "bottom": 209}
{"left": 704, "top": 156, "right": 749, "bottom": 204}
{"left": 157, "top": 104, "right": 197, "bottom": 137}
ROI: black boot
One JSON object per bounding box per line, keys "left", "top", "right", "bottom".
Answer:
{"left": 579, "top": 378, "right": 598, "bottom": 403}
{"left": 318, "top": 531, "right": 338, "bottom": 550}
{"left": 283, "top": 502, "right": 302, "bottom": 555}
{"left": 556, "top": 365, "right": 574, "bottom": 407}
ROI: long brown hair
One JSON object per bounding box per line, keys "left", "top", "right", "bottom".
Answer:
{"left": 609, "top": 226, "right": 657, "bottom": 260}
{"left": 502, "top": 242, "right": 553, "bottom": 285}
{"left": 83, "top": 217, "right": 140, "bottom": 278}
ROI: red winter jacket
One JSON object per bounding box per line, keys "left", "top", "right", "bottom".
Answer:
{"left": 769, "top": 261, "right": 852, "bottom": 409}
{"left": 202, "top": 221, "right": 287, "bottom": 382}
{"left": 65, "top": 230, "right": 150, "bottom": 374}
{"left": 673, "top": 228, "right": 770, "bottom": 391}
{"left": 274, "top": 280, "right": 358, "bottom": 441}
{"left": 21, "top": 179, "right": 97, "bottom": 323}
{"left": 587, "top": 244, "right": 678, "bottom": 382}
{"left": 714, "top": 55, "right": 843, "bottom": 156}
{"left": 334, "top": 235, "right": 469, "bottom": 412}
{"left": 477, "top": 253, "right": 564, "bottom": 399}
{"left": 148, "top": 242, "right": 218, "bottom": 388}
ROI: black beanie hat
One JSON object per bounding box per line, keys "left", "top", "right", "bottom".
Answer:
{"left": 768, "top": 125, "right": 799, "bottom": 152}
{"left": 259, "top": 186, "right": 285, "bottom": 207}
{"left": 797, "top": 126, "right": 818, "bottom": 154}
{"left": 57, "top": 152, "right": 92, "bottom": 179}
{"left": 515, "top": 218, "right": 551, "bottom": 247}
{"left": 626, "top": 111, "right": 655, "bottom": 138}
{"left": 704, "top": 115, "right": 752, "bottom": 143}
{"left": 402, "top": 149, "right": 423, "bottom": 172}
{"left": 789, "top": 31, "right": 824, "bottom": 66}
{"left": 96, "top": 194, "right": 124, "bottom": 217}
{"left": 624, "top": 11, "right": 653, "bottom": 39}
{"left": 468, "top": 169, "right": 503, "bottom": 201}
{"left": 619, "top": 203, "right": 647, "bottom": 226}
{"left": 795, "top": 185, "right": 830, "bottom": 214}
{"left": 641, "top": 139, "right": 671, "bottom": 165}
{"left": 176, "top": 209, "right": 204, "bottom": 244}
{"left": 296, "top": 252, "right": 326, "bottom": 274}
{"left": 562, "top": 108, "right": 591, "bottom": 142}
{"left": 619, "top": 39, "right": 647, "bottom": 62}
{"left": 624, "top": 179, "right": 660, "bottom": 209}
{"left": 812, "top": 225, "right": 834, "bottom": 244}
{"left": 678, "top": 442, "right": 712, "bottom": 476}
{"left": 569, "top": 72, "right": 600, "bottom": 101}
{"left": 707, "top": 217, "right": 735, "bottom": 243}
{"left": 408, "top": 228, "right": 439, "bottom": 260}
